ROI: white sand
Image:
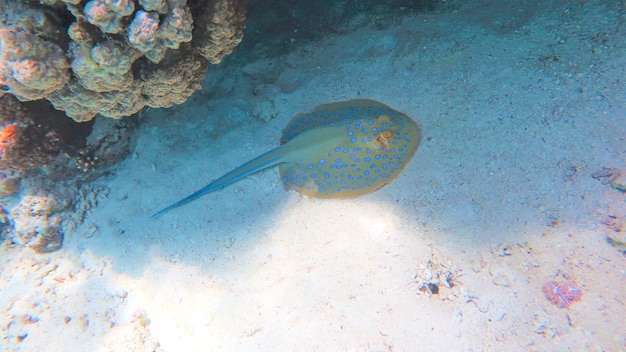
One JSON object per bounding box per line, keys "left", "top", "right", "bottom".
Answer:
{"left": 2, "top": 1, "right": 626, "bottom": 351}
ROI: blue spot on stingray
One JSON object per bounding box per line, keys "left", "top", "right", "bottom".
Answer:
{"left": 324, "top": 172, "right": 330, "bottom": 179}
{"left": 311, "top": 174, "right": 317, "bottom": 178}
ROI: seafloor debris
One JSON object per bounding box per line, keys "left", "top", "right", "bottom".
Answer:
{"left": 592, "top": 167, "right": 626, "bottom": 192}
{"left": 602, "top": 215, "right": 626, "bottom": 254}
{"left": 414, "top": 260, "right": 459, "bottom": 296}
{"left": 542, "top": 281, "right": 582, "bottom": 309}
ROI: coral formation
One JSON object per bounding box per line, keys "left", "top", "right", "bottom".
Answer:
{"left": 84, "top": 0, "right": 136, "bottom": 34}
{"left": 0, "top": 0, "right": 246, "bottom": 122}
{"left": 193, "top": 0, "right": 247, "bottom": 64}
{"left": 0, "top": 28, "right": 70, "bottom": 101}
{"left": 10, "top": 193, "right": 69, "bottom": 253}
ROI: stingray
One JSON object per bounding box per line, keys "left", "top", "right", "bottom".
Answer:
{"left": 151, "top": 99, "right": 421, "bottom": 218}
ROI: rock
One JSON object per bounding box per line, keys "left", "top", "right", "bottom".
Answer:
{"left": 492, "top": 273, "right": 512, "bottom": 287}
{"left": 611, "top": 172, "right": 626, "bottom": 192}
{"left": 10, "top": 193, "right": 68, "bottom": 253}
{"left": 0, "top": 174, "right": 20, "bottom": 197}
{"left": 253, "top": 98, "right": 279, "bottom": 122}
{"left": 592, "top": 167, "right": 626, "bottom": 192}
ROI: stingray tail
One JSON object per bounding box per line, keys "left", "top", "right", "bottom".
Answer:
{"left": 151, "top": 147, "right": 285, "bottom": 218}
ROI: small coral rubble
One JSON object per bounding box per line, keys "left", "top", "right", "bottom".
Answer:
{"left": 0, "top": 0, "right": 246, "bottom": 122}
{"left": 542, "top": 281, "right": 582, "bottom": 309}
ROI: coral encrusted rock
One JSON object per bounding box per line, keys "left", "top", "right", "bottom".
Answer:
{"left": 0, "top": 0, "right": 246, "bottom": 122}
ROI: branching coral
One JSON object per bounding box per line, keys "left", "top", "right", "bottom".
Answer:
{"left": 0, "top": 0, "right": 246, "bottom": 122}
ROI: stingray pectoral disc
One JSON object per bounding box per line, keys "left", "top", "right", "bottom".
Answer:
{"left": 279, "top": 99, "right": 421, "bottom": 199}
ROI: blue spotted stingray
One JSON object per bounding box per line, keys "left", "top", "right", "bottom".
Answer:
{"left": 151, "top": 99, "right": 421, "bottom": 218}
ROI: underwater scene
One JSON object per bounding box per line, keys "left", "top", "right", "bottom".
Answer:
{"left": 1, "top": 0, "right": 625, "bottom": 350}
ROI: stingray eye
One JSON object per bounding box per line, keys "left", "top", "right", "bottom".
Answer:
{"left": 376, "top": 130, "right": 392, "bottom": 148}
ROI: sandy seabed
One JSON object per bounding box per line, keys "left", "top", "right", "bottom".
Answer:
{"left": 2, "top": 1, "right": 626, "bottom": 351}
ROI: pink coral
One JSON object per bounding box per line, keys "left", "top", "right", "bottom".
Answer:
{"left": 542, "top": 281, "right": 582, "bottom": 309}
